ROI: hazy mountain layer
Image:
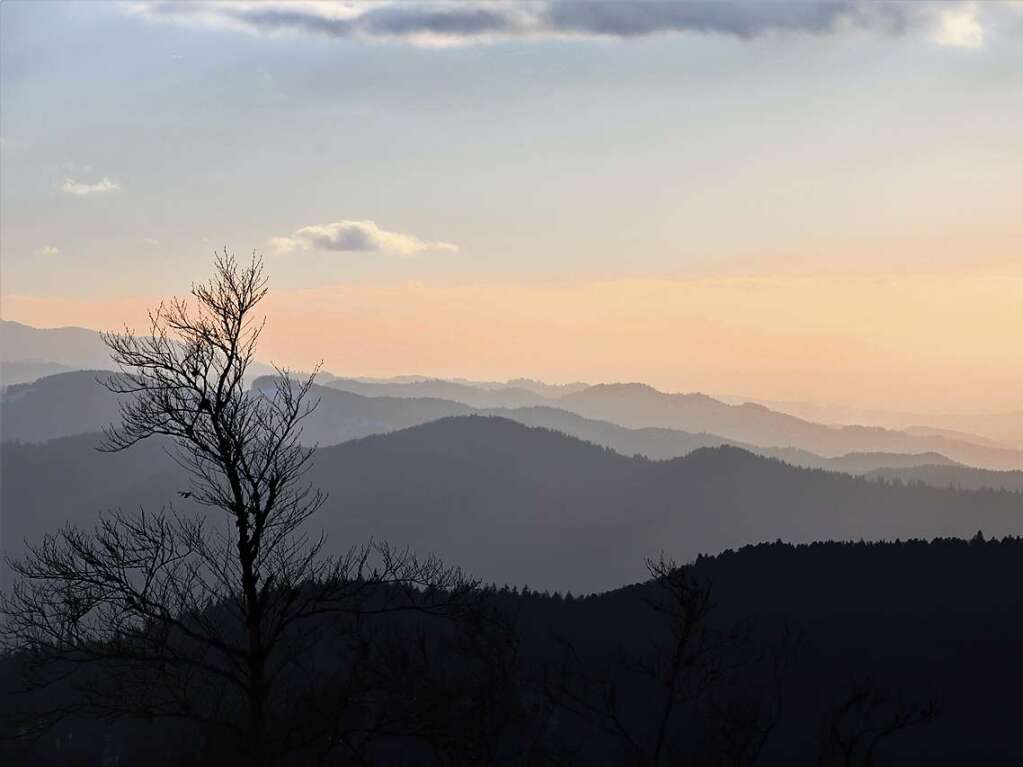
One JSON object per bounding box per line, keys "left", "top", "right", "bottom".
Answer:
{"left": 325, "top": 377, "right": 552, "bottom": 409}
{"left": 4, "top": 417, "right": 1021, "bottom": 593}
{"left": 480, "top": 406, "right": 960, "bottom": 473}
{"left": 557, "top": 383, "right": 1023, "bottom": 469}
{"left": 322, "top": 373, "right": 589, "bottom": 398}
{"left": 0, "top": 361, "right": 74, "bottom": 388}
{"left": 5, "top": 319, "right": 1017, "bottom": 465}
{"left": 865, "top": 464, "right": 1023, "bottom": 493}
{"left": 252, "top": 379, "right": 974, "bottom": 477}
{"left": 304, "top": 379, "right": 1023, "bottom": 473}
{"left": 0, "top": 320, "right": 114, "bottom": 371}
{"left": 321, "top": 376, "right": 1023, "bottom": 468}
{"left": 0, "top": 321, "right": 276, "bottom": 388}
{"left": 3, "top": 373, "right": 1004, "bottom": 490}
{"left": 0, "top": 370, "right": 124, "bottom": 443}
{"left": 720, "top": 393, "right": 1023, "bottom": 449}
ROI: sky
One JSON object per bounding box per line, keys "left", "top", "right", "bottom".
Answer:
{"left": 1, "top": 1, "right": 1021, "bottom": 413}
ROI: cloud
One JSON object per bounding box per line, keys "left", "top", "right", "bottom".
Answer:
{"left": 271, "top": 220, "right": 459, "bottom": 257}
{"left": 61, "top": 177, "right": 120, "bottom": 196}
{"left": 126, "top": 1, "right": 990, "bottom": 46}
{"left": 932, "top": 3, "right": 984, "bottom": 48}
{"left": 143, "top": 237, "right": 160, "bottom": 245}
{"left": 34, "top": 245, "right": 61, "bottom": 256}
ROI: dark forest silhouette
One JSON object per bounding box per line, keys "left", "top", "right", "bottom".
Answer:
{"left": 9, "top": 536, "right": 1023, "bottom": 764}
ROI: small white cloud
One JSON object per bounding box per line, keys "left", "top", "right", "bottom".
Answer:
{"left": 933, "top": 4, "right": 984, "bottom": 48}
{"left": 61, "top": 176, "right": 120, "bottom": 196}
{"left": 269, "top": 236, "right": 300, "bottom": 254}
{"left": 143, "top": 237, "right": 160, "bottom": 245}
{"left": 34, "top": 245, "right": 61, "bottom": 256}
{"left": 271, "top": 220, "right": 459, "bottom": 257}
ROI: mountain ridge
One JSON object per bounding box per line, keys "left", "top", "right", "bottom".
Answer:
{"left": 8, "top": 372, "right": 1018, "bottom": 489}
{"left": 5, "top": 415, "right": 1022, "bottom": 592}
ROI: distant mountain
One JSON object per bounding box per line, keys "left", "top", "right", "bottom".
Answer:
{"left": 1, "top": 372, "right": 471, "bottom": 445}
{"left": 0, "top": 360, "right": 74, "bottom": 388}
{"left": 503, "top": 377, "right": 590, "bottom": 397}
{"left": 818, "top": 450, "right": 959, "bottom": 473}
{"left": 252, "top": 376, "right": 473, "bottom": 444}
{"left": 557, "top": 383, "right": 1023, "bottom": 470}
{"left": 263, "top": 379, "right": 971, "bottom": 475}
{"left": 0, "top": 370, "right": 124, "bottom": 443}
{"left": 3, "top": 375, "right": 979, "bottom": 484}
{"left": 325, "top": 377, "right": 551, "bottom": 409}
{"left": 904, "top": 414, "right": 1023, "bottom": 450}
{"left": 320, "top": 373, "right": 1023, "bottom": 451}
{"left": 0, "top": 320, "right": 114, "bottom": 372}
{"left": 0, "top": 319, "right": 285, "bottom": 394}
{"left": 4, "top": 417, "right": 1021, "bottom": 593}
{"left": 6, "top": 320, "right": 1020, "bottom": 464}
{"left": 479, "top": 407, "right": 961, "bottom": 474}
{"left": 719, "top": 394, "right": 1023, "bottom": 449}
{"left": 484, "top": 404, "right": 734, "bottom": 457}
{"left": 866, "top": 464, "right": 1023, "bottom": 494}
{"left": 268, "top": 378, "right": 736, "bottom": 456}
{"left": 321, "top": 374, "right": 588, "bottom": 398}
{"left": 0, "top": 431, "right": 174, "bottom": 587}
{"left": 902, "top": 424, "right": 1008, "bottom": 448}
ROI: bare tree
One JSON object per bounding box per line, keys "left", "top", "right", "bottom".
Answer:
{"left": 817, "top": 678, "right": 938, "bottom": 767}
{"left": 1, "top": 252, "right": 476, "bottom": 766}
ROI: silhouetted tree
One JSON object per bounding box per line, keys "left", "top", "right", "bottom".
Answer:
{"left": 817, "top": 678, "right": 938, "bottom": 767}
{"left": 1, "top": 252, "right": 476, "bottom": 766}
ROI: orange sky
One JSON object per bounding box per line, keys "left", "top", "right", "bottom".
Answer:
{"left": 6, "top": 270, "right": 1022, "bottom": 414}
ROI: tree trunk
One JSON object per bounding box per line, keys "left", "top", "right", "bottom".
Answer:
{"left": 238, "top": 507, "right": 269, "bottom": 767}
{"left": 246, "top": 649, "right": 268, "bottom": 767}
{"left": 243, "top": 567, "right": 269, "bottom": 767}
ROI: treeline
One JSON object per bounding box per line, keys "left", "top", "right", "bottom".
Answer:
{"left": 4, "top": 535, "right": 1023, "bottom": 765}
